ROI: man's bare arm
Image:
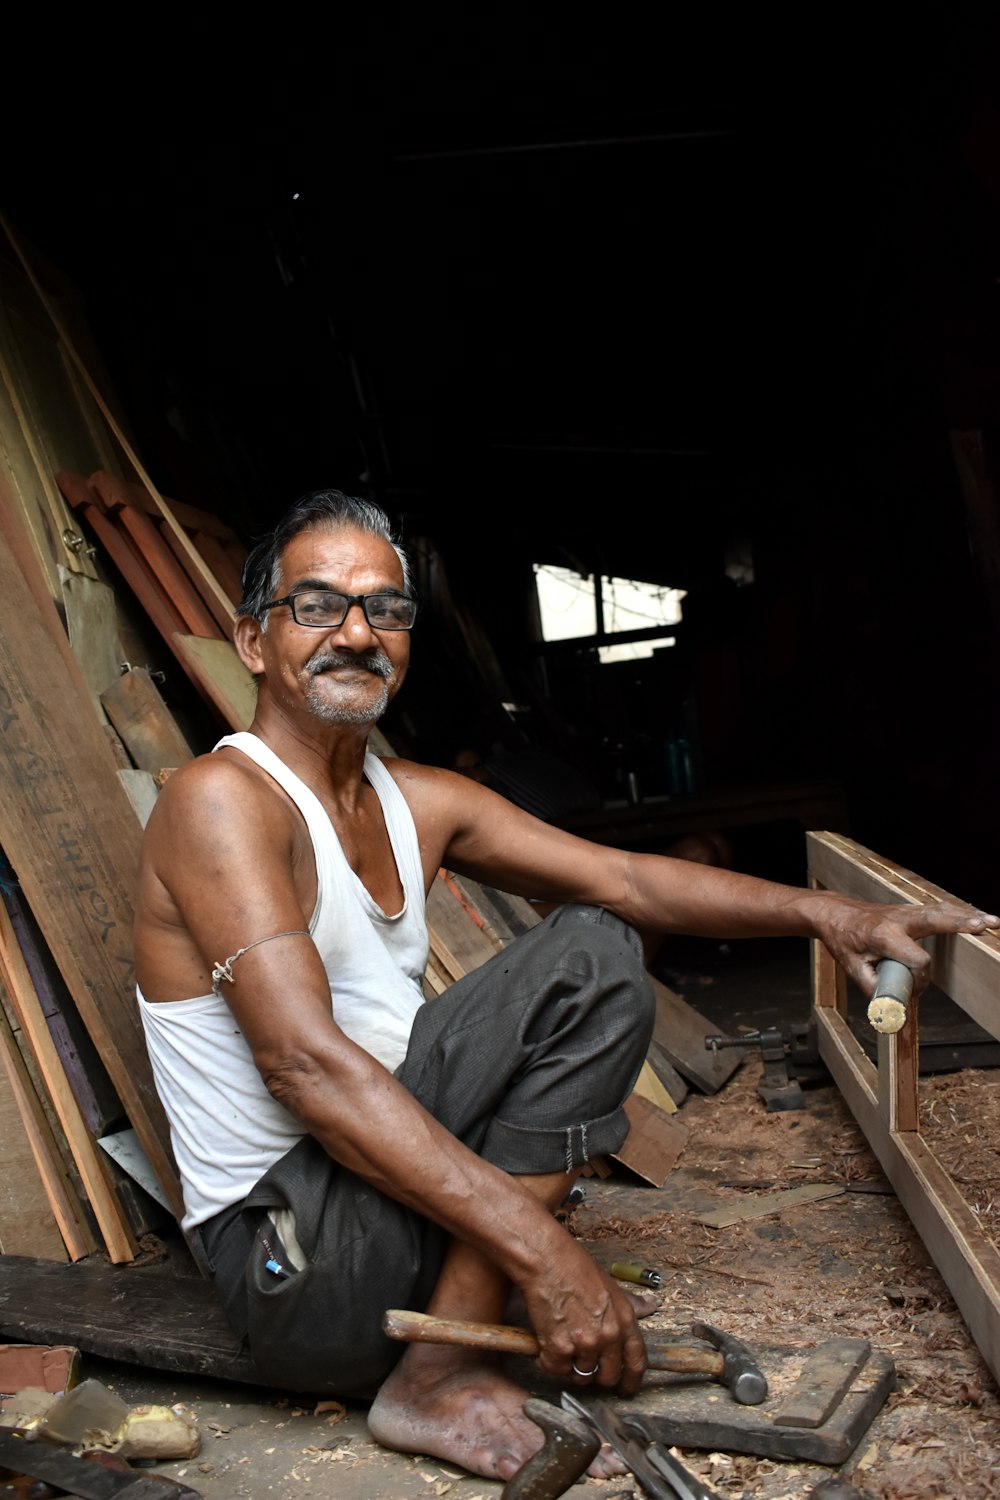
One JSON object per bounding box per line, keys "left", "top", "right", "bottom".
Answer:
{"left": 388, "top": 760, "right": 999, "bottom": 999}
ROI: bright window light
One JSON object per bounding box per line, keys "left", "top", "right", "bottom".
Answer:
{"left": 534, "top": 566, "right": 597, "bottom": 640}
{"left": 597, "top": 636, "right": 676, "bottom": 664}
{"left": 534, "top": 566, "right": 685, "bottom": 663}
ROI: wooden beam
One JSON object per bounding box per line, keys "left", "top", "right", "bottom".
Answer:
{"left": 87, "top": 469, "right": 231, "bottom": 639}
{"left": 100, "top": 668, "right": 194, "bottom": 776}
{"left": 426, "top": 876, "right": 504, "bottom": 980}
{"left": 59, "top": 568, "right": 127, "bottom": 716}
{"left": 0, "top": 1001, "right": 86, "bottom": 1261}
{"left": 0, "top": 902, "right": 137, "bottom": 1262}
{"left": 0, "top": 484, "right": 183, "bottom": 1222}
{"left": 0, "top": 1254, "right": 261, "bottom": 1385}
{"left": 650, "top": 976, "right": 741, "bottom": 1093}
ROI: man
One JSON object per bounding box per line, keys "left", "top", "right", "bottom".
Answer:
{"left": 134, "top": 488, "right": 997, "bottom": 1484}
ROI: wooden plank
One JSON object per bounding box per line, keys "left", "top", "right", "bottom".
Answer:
{"left": 422, "top": 951, "right": 453, "bottom": 997}
{"left": 610, "top": 1091, "right": 689, "bottom": 1188}
{"left": 433, "top": 874, "right": 541, "bottom": 948}
{"left": 117, "top": 769, "right": 160, "bottom": 828}
{"left": 879, "top": 1023, "right": 918, "bottom": 1133}
{"left": 59, "top": 568, "right": 127, "bottom": 715}
{"left": 189, "top": 529, "right": 245, "bottom": 606}
{"left": 633, "top": 1058, "right": 677, "bottom": 1115}
{"left": 0, "top": 1008, "right": 76, "bottom": 1262}
{"left": 100, "top": 667, "right": 194, "bottom": 775}
{"left": 72, "top": 496, "right": 192, "bottom": 647}
{"left": 119, "top": 496, "right": 226, "bottom": 638}
{"left": 0, "top": 1254, "right": 262, "bottom": 1385}
{"left": 644, "top": 1039, "right": 690, "bottom": 1106}
{"left": 426, "top": 876, "right": 505, "bottom": 979}
{"left": 89, "top": 470, "right": 228, "bottom": 640}
{"left": 0, "top": 486, "right": 183, "bottom": 1224}
{"left": 61, "top": 343, "right": 129, "bottom": 477}
{"left": 0, "top": 992, "right": 94, "bottom": 1261}
{"left": 170, "top": 634, "right": 255, "bottom": 730}
{"left": 696, "top": 1183, "right": 846, "bottom": 1228}
{"left": 770, "top": 1336, "right": 872, "bottom": 1429}
{"left": 0, "top": 232, "right": 130, "bottom": 486}
{"left": 161, "top": 524, "right": 242, "bottom": 632}
{"left": 1, "top": 861, "right": 122, "bottom": 1140}
{"left": 56, "top": 498, "right": 238, "bottom": 729}
{"left": 0, "top": 902, "right": 136, "bottom": 1262}
{"left": 84, "top": 477, "right": 247, "bottom": 545}
{"left": 0, "top": 368, "right": 69, "bottom": 599}
{"left": 809, "top": 899, "right": 847, "bottom": 1017}
{"left": 650, "top": 976, "right": 741, "bottom": 1093}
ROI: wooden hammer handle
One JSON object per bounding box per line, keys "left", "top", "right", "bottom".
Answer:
{"left": 382, "top": 1309, "right": 724, "bottom": 1375}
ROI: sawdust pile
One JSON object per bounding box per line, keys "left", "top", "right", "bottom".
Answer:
{"left": 570, "top": 1056, "right": 1000, "bottom": 1500}
{"left": 920, "top": 1067, "right": 1000, "bottom": 1254}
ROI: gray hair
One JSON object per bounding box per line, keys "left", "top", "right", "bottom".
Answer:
{"left": 237, "top": 490, "right": 414, "bottom": 623}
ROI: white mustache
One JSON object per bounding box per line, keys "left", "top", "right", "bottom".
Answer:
{"left": 306, "top": 649, "right": 393, "bottom": 680}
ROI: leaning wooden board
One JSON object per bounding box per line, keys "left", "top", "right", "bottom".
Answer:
{"left": 0, "top": 488, "right": 183, "bottom": 1228}
{"left": 0, "top": 1255, "right": 261, "bottom": 1387}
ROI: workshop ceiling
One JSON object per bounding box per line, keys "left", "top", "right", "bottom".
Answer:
{"left": 6, "top": 16, "right": 1000, "bottom": 592}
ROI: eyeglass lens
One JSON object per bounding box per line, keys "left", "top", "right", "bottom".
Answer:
{"left": 291, "top": 591, "right": 416, "bottom": 629}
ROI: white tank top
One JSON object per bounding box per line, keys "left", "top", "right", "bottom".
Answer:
{"left": 138, "top": 732, "right": 429, "bottom": 1230}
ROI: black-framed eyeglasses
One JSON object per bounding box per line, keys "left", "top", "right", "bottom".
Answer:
{"left": 261, "top": 589, "right": 419, "bottom": 630}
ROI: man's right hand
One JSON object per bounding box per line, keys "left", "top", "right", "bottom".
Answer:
{"left": 517, "top": 1232, "right": 649, "bottom": 1394}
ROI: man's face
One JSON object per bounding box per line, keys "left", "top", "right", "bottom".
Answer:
{"left": 242, "top": 523, "right": 411, "bottom": 727}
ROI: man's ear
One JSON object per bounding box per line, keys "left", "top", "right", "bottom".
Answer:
{"left": 233, "top": 614, "right": 266, "bottom": 676}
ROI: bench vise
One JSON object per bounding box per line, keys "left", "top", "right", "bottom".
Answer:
{"left": 704, "top": 1022, "right": 826, "bottom": 1110}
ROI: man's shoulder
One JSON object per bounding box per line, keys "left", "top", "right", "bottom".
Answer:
{"left": 374, "top": 754, "right": 496, "bottom": 829}
{"left": 154, "top": 745, "right": 277, "bottom": 813}
{"left": 143, "top": 747, "right": 300, "bottom": 868}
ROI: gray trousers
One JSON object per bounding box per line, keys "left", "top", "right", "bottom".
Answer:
{"left": 197, "top": 903, "right": 655, "bottom": 1397}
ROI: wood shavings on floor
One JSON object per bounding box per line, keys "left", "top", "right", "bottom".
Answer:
{"left": 567, "top": 1055, "right": 1000, "bottom": 1498}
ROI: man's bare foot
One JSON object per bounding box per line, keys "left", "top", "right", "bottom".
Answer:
{"left": 367, "top": 1345, "right": 627, "bottom": 1482}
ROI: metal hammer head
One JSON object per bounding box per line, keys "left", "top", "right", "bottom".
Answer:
{"left": 691, "top": 1321, "right": 768, "bottom": 1405}
{"left": 499, "top": 1397, "right": 600, "bottom": 1500}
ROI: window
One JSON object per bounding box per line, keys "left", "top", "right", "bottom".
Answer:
{"left": 534, "top": 565, "right": 685, "bottom": 663}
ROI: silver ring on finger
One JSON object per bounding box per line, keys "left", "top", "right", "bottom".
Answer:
{"left": 571, "top": 1360, "right": 599, "bottom": 1378}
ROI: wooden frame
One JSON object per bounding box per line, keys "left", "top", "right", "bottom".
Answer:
{"left": 808, "top": 831, "right": 1000, "bottom": 1386}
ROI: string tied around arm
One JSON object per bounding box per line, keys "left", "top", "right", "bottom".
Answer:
{"left": 211, "top": 930, "right": 310, "bottom": 994}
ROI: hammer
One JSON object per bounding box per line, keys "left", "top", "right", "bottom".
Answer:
{"left": 382, "top": 1310, "right": 767, "bottom": 1404}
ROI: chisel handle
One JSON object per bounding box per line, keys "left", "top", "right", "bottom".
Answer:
{"left": 867, "top": 959, "right": 914, "bottom": 1034}
{"left": 382, "top": 1309, "right": 724, "bottom": 1376}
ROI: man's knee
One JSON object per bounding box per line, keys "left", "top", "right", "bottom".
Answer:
{"left": 543, "top": 903, "right": 648, "bottom": 974}
{"left": 539, "top": 904, "right": 655, "bottom": 1060}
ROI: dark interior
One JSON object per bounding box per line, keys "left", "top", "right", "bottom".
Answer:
{"left": 6, "top": 17, "right": 1000, "bottom": 907}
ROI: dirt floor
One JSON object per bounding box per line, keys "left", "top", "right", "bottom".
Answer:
{"left": 5, "top": 938, "right": 1000, "bottom": 1499}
